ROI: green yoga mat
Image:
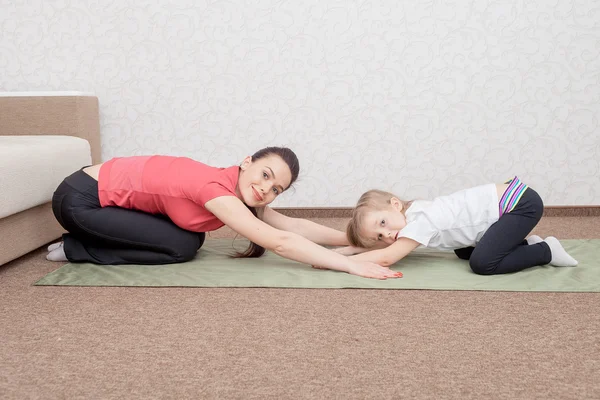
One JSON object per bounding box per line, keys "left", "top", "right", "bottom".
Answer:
{"left": 36, "top": 239, "right": 600, "bottom": 291}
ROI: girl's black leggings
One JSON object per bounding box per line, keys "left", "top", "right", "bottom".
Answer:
{"left": 453, "top": 187, "right": 552, "bottom": 275}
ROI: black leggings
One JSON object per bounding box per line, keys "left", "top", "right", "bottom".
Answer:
{"left": 52, "top": 169, "right": 205, "bottom": 265}
{"left": 453, "top": 187, "right": 552, "bottom": 275}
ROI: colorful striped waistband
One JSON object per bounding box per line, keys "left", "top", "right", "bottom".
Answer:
{"left": 499, "top": 176, "right": 528, "bottom": 216}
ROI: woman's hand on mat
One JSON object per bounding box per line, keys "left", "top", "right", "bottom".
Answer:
{"left": 348, "top": 261, "right": 403, "bottom": 280}
{"left": 311, "top": 261, "right": 402, "bottom": 279}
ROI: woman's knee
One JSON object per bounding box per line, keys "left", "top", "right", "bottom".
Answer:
{"left": 197, "top": 232, "right": 206, "bottom": 249}
{"left": 172, "top": 232, "right": 205, "bottom": 262}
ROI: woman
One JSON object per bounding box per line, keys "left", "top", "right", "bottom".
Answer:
{"left": 47, "top": 147, "right": 401, "bottom": 280}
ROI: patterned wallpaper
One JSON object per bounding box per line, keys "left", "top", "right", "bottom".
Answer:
{"left": 1, "top": 1, "right": 599, "bottom": 206}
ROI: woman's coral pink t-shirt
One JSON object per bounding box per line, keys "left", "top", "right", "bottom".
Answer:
{"left": 98, "top": 156, "right": 239, "bottom": 232}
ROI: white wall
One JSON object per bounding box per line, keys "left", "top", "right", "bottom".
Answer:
{"left": 1, "top": 1, "right": 599, "bottom": 206}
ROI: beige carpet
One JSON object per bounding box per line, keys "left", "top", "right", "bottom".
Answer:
{"left": 1, "top": 216, "right": 599, "bottom": 399}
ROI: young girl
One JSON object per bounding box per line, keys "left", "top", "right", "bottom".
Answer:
{"left": 46, "top": 147, "right": 401, "bottom": 280}
{"left": 338, "top": 177, "right": 577, "bottom": 275}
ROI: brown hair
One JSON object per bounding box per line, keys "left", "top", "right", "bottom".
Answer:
{"left": 346, "top": 189, "right": 412, "bottom": 248}
{"left": 235, "top": 146, "right": 300, "bottom": 258}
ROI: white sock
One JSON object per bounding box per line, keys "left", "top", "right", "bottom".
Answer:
{"left": 544, "top": 236, "right": 578, "bottom": 267}
{"left": 46, "top": 243, "right": 68, "bottom": 262}
{"left": 526, "top": 235, "right": 543, "bottom": 245}
{"left": 47, "top": 241, "right": 63, "bottom": 252}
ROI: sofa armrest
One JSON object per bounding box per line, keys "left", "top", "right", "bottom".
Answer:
{"left": 0, "top": 91, "right": 101, "bottom": 163}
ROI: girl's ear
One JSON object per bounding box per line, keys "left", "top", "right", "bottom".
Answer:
{"left": 240, "top": 156, "right": 252, "bottom": 170}
{"left": 390, "top": 197, "right": 403, "bottom": 212}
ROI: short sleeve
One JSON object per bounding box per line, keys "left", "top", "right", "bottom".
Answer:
{"left": 194, "top": 181, "right": 237, "bottom": 207}
{"left": 398, "top": 216, "right": 436, "bottom": 247}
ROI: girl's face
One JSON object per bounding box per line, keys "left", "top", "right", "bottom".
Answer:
{"left": 237, "top": 154, "right": 292, "bottom": 207}
{"left": 361, "top": 200, "right": 407, "bottom": 246}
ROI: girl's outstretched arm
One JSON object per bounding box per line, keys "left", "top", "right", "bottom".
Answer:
{"left": 262, "top": 206, "right": 349, "bottom": 246}
{"left": 333, "top": 240, "right": 388, "bottom": 255}
{"left": 204, "top": 197, "right": 401, "bottom": 280}
{"left": 349, "top": 238, "right": 420, "bottom": 267}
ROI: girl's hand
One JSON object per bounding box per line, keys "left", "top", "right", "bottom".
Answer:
{"left": 347, "top": 261, "right": 403, "bottom": 280}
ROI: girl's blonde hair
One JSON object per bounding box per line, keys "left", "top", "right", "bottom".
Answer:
{"left": 346, "top": 189, "right": 412, "bottom": 248}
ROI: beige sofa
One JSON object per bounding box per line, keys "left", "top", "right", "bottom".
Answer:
{"left": 0, "top": 92, "right": 102, "bottom": 265}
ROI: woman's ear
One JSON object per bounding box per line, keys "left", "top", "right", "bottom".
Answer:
{"left": 240, "top": 156, "right": 252, "bottom": 170}
{"left": 390, "top": 197, "right": 403, "bottom": 212}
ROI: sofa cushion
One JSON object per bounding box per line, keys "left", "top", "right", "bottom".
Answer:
{"left": 0, "top": 135, "right": 92, "bottom": 218}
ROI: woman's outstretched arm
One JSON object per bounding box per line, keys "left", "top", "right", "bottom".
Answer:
{"left": 262, "top": 207, "right": 349, "bottom": 246}
{"left": 204, "top": 197, "right": 401, "bottom": 280}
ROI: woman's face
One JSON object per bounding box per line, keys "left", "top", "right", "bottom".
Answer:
{"left": 237, "top": 154, "right": 292, "bottom": 207}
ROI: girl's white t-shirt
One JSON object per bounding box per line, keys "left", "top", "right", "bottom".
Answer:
{"left": 398, "top": 184, "right": 500, "bottom": 251}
